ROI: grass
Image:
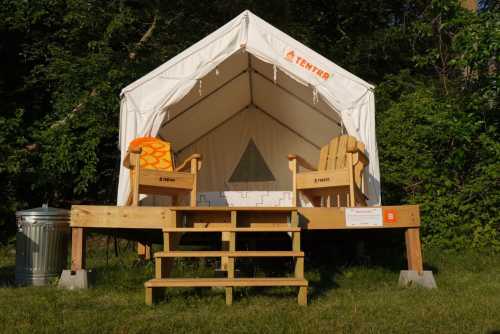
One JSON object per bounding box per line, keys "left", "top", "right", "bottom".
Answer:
{"left": 0, "top": 237, "right": 499, "bottom": 334}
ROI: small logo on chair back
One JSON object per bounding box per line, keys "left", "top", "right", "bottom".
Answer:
{"left": 314, "top": 177, "right": 330, "bottom": 183}
{"left": 159, "top": 177, "right": 176, "bottom": 182}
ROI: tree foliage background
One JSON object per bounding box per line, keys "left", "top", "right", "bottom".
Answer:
{"left": 0, "top": 0, "right": 498, "bottom": 249}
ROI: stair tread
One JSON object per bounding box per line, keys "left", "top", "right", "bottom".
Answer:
{"left": 162, "top": 227, "right": 300, "bottom": 232}
{"left": 145, "top": 277, "right": 308, "bottom": 287}
{"left": 169, "top": 207, "right": 297, "bottom": 212}
{"left": 154, "top": 251, "right": 304, "bottom": 258}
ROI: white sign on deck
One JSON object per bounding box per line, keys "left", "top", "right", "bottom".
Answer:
{"left": 345, "top": 208, "right": 383, "bottom": 227}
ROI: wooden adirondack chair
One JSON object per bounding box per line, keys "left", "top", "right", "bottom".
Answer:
{"left": 123, "top": 137, "right": 201, "bottom": 207}
{"left": 288, "top": 135, "right": 369, "bottom": 207}
{"left": 123, "top": 137, "right": 202, "bottom": 207}
{"left": 123, "top": 137, "right": 202, "bottom": 259}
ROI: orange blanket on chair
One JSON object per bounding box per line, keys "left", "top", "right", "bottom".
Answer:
{"left": 128, "top": 137, "right": 174, "bottom": 171}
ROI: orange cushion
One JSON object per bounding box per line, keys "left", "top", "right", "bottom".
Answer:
{"left": 128, "top": 137, "right": 173, "bottom": 171}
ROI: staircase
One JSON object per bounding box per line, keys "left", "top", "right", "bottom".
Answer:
{"left": 144, "top": 208, "right": 308, "bottom": 306}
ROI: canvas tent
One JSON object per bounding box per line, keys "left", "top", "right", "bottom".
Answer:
{"left": 117, "top": 10, "right": 381, "bottom": 207}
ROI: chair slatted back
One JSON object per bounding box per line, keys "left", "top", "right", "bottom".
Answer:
{"left": 318, "top": 135, "right": 365, "bottom": 171}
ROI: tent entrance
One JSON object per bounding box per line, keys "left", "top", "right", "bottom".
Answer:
{"left": 157, "top": 50, "right": 343, "bottom": 199}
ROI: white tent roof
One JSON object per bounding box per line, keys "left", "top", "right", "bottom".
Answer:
{"left": 117, "top": 10, "right": 381, "bottom": 206}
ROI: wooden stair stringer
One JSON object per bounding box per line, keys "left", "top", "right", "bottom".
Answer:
{"left": 146, "top": 208, "right": 308, "bottom": 306}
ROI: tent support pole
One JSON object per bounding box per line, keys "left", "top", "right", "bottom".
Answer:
{"left": 247, "top": 54, "right": 255, "bottom": 106}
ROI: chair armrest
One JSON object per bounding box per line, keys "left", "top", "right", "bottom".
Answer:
{"left": 287, "top": 154, "right": 317, "bottom": 171}
{"left": 352, "top": 150, "right": 369, "bottom": 166}
{"left": 123, "top": 147, "right": 142, "bottom": 169}
{"left": 357, "top": 150, "right": 369, "bottom": 166}
{"left": 346, "top": 145, "right": 369, "bottom": 166}
{"left": 175, "top": 154, "right": 202, "bottom": 172}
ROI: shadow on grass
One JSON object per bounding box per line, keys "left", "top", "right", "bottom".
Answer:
{"left": 423, "top": 263, "right": 439, "bottom": 275}
{"left": 91, "top": 263, "right": 152, "bottom": 290}
{"left": 0, "top": 265, "right": 15, "bottom": 286}
{"left": 300, "top": 230, "right": 443, "bottom": 300}
{"left": 307, "top": 264, "right": 341, "bottom": 300}
{"left": 82, "top": 232, "right": 444, "bottom": 303}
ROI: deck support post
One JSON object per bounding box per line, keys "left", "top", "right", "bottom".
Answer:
{"left": 138, "top": 243, "right": 152, "bottom": 260}
{"left": 59, "top": 227, "right": 93, "bottom": 289}
{"left": 298, "top": 286, "right": 308, "bottom": 306}
{"left": 400, "top": 227, "right": 437, "bottom": 289}
{"left": 71, "top": 227, "right": 86, "bottom": 271}
{"left": 225, "top": 287, "right": 233, "bottom": 305}
{"left": 405, "top": 227, "right": 423, "bottom": 273}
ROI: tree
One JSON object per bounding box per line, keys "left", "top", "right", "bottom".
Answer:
{"left": 0, "top": 0, "right": 498, "bottom": 249}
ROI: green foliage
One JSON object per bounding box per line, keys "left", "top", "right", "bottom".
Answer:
{"left": 377, "top": 76, "right": 499, "bottom": 250}
{"left": 375, "top": 4, "right": 499, "bottom": 251}
{"left": 0, "top": 110, "right": 28, "bottom": 239}
{"left": 0, "top": 0, "right": 498, "bottom": 249}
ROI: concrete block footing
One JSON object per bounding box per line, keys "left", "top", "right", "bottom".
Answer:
{"left": 58, "top": 269, "right": 95, "bottom": 289}
{"left": 399, "top": 270, "right": 437, "bottom": 289}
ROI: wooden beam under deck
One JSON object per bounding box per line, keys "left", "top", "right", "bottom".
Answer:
{"left": 298, "top": 205, "right": 420, "bottom": 229}
{"left": 70, "top": 204, "right": 423, "bottom": 279}
{"left": 70, "top": 205, "right": 420, "bottom": 230}
{"left": 71, "top": 205, "right": 169, "bottom": 229}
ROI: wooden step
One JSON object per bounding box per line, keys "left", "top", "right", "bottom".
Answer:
{"left": 170, "top": 207, "right": 297, "bottom": 212}
{"left": 162, "top": 227, "right": 300, "bottom": 233}
{"left": 144, "top": 277, "right": 308, "bottom": 288}
{"left": 153, "top": 251, "right": 304, "bottom": 258}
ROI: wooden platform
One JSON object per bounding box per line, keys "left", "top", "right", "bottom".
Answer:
{"left": 69, "top": 205, "right": 424, "bottom": 299}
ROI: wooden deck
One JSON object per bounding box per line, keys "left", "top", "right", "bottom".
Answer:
{"left": 69, "top": 205, "right": 423, "bottom": 277}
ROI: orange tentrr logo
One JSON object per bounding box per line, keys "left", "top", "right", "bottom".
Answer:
{"left": 284, "top": 49, "right": 331, "bottom": 80}
{"left": 383, "top": 209, "right": 398, "bottom": 223}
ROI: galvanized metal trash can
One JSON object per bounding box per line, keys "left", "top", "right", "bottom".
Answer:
{"left": 15, "top": 205, "right": 70, "bottom": 286}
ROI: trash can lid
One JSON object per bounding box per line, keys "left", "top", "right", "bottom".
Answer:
{"left": 16, "top": 204, "right": 70, "bottom": 217}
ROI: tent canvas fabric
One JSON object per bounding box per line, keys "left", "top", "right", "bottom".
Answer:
{"left": 117, "top": 10, "right": 381, "bottom": 206}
